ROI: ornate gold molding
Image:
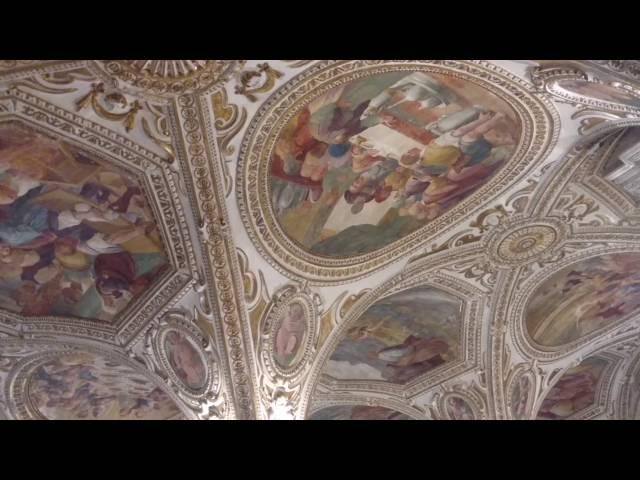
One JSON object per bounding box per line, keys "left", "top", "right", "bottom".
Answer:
{"left": 236, "top": 60, "right": 558, "bottom": 284}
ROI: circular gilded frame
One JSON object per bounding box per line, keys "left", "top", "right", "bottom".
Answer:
{"left": 237, "top": 60, "right": 558, "bottom": 283}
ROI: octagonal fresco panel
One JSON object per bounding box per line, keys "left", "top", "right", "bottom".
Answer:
{"left": 309, "top": 405, "right": 411, "bottom": 420}
{"left": 536, "top": 357, "right": 608, "bottom": 420}
{"left": 525, "top": 253, "right": 640, "bottom": 347}
{"left": 0, "top": 122, "right": 169, "bottom": 322}
{"left": 270, "top": 71, "right": 521, "bottom": 258}
{"left": 325, "top": 286, "right": 462, "bottom": 384}
{"left": 26, "top": 352, "right": 181, "bottom": 420}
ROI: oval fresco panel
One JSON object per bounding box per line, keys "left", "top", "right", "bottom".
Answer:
{"left": 324, "top": 286, "right": 462, "bottom": 384}
{"left": 238, "top": 61, "right": 555, "bottom": 282}
{"left": 27, "top": 352, "right": 181, "bottom": 420}
{"left": 0, "top": 122, "right": 169, "bottom": 323}
{"left": 445, "top": 396, "right": 475, "bottom": 420}
{"left": 270, "top": 71, "right": 521, "bottom": 259}
{"left": 536, "top": 357, "right": 608, "bottom": 420}
{"left": 164, "top": 330, "right": 207, "bottom": 390}
{"left": 309, "top": 405, "right": 411, "bottom": 420}
{"left": 525, "top": 253, "right": 640, "bottom": 347}
{"left": 273, "top": 301, "right": 308, "bottom": 369}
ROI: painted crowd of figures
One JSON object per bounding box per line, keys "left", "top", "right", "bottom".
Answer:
{"left": 29, "top": 353, "right": 180, "bottom": 420}
{"left": 326, "top": 286, "right": 461, "bottom": 384}
{"left": 0, "top": 124, "right": 168, "bottom": 322}
{"left": 271, "top": 71, "right": 520, "bottom": 257}
{"left": 526, "top": 253, "right": 640, "bottom": 347}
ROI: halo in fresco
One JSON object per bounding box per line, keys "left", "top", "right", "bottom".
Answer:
{"left": 324, "top": 286, "right": 462, "bottom": 384}
{"left": 0, "top": 122, "right": 169, "bottom": 323}
{"left": 536, "top": 357, "right": 608, "bottom": 420}
{"left": 25, "top": 352, "right": 181, "bottom": 420}
{"left": 309, "top": 405, "right": 412, "bottom": 420}
{"left": 525, "top": 253, "right": 640, "bottom": 347}
{"left": 238, "top": 60, "right": 556, "bottom": 282}
{"left": 164, "top": 330, "right": 207, "bottom": 390}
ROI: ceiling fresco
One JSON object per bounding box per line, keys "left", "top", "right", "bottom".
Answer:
{"left": 525, "top": 253, "right": 640, "bottom": 347}
{"left": 26, "top": 351, "right": 181, "bottom": 420}
{"left": 0, "top": 122, "right": 169, "bottom": 323}
{"left": 535, "top": 356, "right": 609, "bottom": 420}
{"left": 268, "top": 70, "right": 520, "bottom": 258}
{"left": 0, "top": 60, "right": 640, "bottom": 420}
{"left": 324, "top": 286, "right": 462, "bottom": 384}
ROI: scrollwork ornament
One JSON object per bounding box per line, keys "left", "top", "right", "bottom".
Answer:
{"left": 75, "top": 82, "right": 142, "bottom": 132}
{"left": 234, "top": 62, "right": 284, "bottom": 102}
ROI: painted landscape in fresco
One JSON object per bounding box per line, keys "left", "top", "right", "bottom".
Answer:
{"left": 28, "top": 352, "right": 181, "bottom": 420}
{"left": 164, "top": 331, "right": 207, "bottom": 390}
{"left": 270, "top": 70, "right": 521, "bottom": 258}
{"left": 274, "top": 302, "right": 307, "bottom": 368}
{"left": 558, "top": 79, "right": 640, "bottom": 108}
{"left": 526, "top": 253, "right": 640, "bottom": 347}
{"left": 536, "top": 357, "right": 608, "bottom": 420}
{"left": 309, "top": 405, "right": 411, "bottom": 420}
{"left": 326, "top": 286, "right": 462, "bottom": 384}
{"left": 0, "top": 123, "right": 168, "bottom": 322}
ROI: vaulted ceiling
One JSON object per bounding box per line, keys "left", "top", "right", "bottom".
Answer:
{"left": 0, "top": 60, "right": 639, "bottom": 420}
